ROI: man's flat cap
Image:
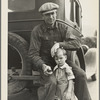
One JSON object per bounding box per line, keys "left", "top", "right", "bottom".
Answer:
{"left": 39, "top": 2, "right": 59, "bottom": 14}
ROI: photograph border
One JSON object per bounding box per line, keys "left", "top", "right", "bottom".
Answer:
{"left": 1, "top": 0, "right": 99, "bottom": 100}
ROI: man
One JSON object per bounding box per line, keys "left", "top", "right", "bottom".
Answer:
{"left": 28, "top": 2, "right": 91, "bottom": 100}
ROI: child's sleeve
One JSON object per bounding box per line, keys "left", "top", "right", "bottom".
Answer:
{"left": 65, "top": 66, "right": 75, "bottom": 80}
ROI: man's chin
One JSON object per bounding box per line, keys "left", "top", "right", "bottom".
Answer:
{"left": 48, "top": 20, "right": 55, "bottom": 25}
{"left": 48, "top": 22, "right": 54, "bottom": 25}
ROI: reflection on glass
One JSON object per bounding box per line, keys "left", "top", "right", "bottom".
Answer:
{"left": 8, "top": 0, "right": 35, "bottom": 12}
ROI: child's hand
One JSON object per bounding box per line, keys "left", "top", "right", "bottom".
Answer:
{"left": 63, "top": 91, "right": 71, "bottom": 100}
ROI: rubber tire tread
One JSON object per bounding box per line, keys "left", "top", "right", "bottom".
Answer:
{"left": 8, "top": 32, "right": 32, "bottom": 95}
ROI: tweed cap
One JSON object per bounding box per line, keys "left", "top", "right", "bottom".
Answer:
{"left": 39, "top": 2, "right": 59, "bottom": 14}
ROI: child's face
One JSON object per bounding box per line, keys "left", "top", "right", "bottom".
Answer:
{"left": 54, "top": 50, "right": 67, "bottom": 67}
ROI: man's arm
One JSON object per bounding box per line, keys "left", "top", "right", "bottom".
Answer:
{"left": 51, "top": 30, "right": 81, "bottom": 57}
{"left": 28, "top": 28, "right": 45, "bottom": 69}
{"left": 59, "top": 29, "right": 81, "bottom": 50}
{"left": 28, "top": 28, "right": 52, "bottom": 75}
{"left": 59, "top": 22, "right": 81, "bottom": 50}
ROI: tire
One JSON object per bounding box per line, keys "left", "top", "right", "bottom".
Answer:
{"left": 8, "top": 32, "right": 32, "bottom": 95}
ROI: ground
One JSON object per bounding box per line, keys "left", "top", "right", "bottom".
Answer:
{"left": 87, "top": 75, "right": 98, "bottom": 100}
{"left": 8, "top": 74, "right": 98, "bottom": 100}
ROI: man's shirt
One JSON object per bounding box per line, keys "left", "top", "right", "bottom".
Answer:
{"left": 28, "top": 20, "right": 81, "bottom": 69}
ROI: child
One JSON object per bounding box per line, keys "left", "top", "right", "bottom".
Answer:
{"left": 52, "top": 48, "right": 78, "bottom": 100}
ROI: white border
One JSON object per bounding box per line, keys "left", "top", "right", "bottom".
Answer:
{"left": 1, "top": 0, "right": 8, "bottom": 100}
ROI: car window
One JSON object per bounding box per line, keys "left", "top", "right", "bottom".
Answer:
{"left": 65, "top": 0, "right": 71, "bottom": 21}
{"left": 65, "top": 0, "right": 81, "bottom": 27}
{"left": 8, "top": 0, "right": 35, "bottom": 12}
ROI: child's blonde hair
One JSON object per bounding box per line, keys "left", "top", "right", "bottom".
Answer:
{"left": 54, "top": 47, "right": 67, "bottom": 57}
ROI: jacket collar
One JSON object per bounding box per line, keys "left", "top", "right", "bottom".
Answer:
{"left": 41, "top": 20, "right": 58, "bottom": 32}
{"left": 53, "top": 63, "right": 69, "bottom": 71}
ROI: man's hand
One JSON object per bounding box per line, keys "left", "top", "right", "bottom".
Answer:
{"left": 42, "top": 64, "right": 53, "bottom": 76}
{"left": 51, "top": 43, "right": 60, "bottom": 57}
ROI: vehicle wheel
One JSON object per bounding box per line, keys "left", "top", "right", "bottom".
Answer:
{"left": 91, "top": 74, "right": 96, "bottom": 81}
{"left": 8, "top": 32, "right": 32, "bottom": 95}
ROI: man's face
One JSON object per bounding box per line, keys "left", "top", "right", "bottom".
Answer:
{"left": 42, "top": 11, "right": 57, "bottom": 26}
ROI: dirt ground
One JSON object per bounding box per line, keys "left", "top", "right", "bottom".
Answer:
{"left": 87, "top": 76, "right": 98, "bottom": 100}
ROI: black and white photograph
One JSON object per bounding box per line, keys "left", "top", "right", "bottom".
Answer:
{"left": 1, "top": 0, "right": 99, "bottom": 100}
